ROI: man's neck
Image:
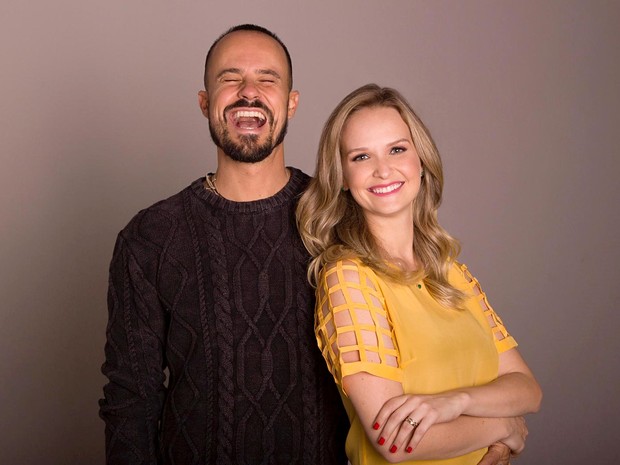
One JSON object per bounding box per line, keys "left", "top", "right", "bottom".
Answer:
{"left": 212, "top": 147, "right": 290, "bottom": 202}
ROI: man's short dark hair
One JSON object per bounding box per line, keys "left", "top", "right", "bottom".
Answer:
{"left": 204, "top": 24, "right": 293, "bottom": 91}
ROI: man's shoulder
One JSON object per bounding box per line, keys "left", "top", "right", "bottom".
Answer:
{"left": 288, "top": 166, "right": 311, "bottom": 195}
{"left": 117, "top": 179, "right": 201, "bottom": 242}
{"left": 290, "top": 166, "right": 311, "bottom": 181}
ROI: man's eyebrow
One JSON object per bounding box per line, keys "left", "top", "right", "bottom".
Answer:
{"left": 256, "top": 69, "right": 281, "bottom": 80}
{"left": 216, "top": 68, "right": 282, "bottom": 81}
{"left": 216, "top": 68, "right": 242, "bottom": 79}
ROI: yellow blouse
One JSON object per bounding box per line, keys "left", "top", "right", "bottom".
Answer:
{"left": 315, "top": 259, "right": 517, "bottom": 465}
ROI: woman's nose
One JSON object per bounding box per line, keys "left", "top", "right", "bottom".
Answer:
{"left": 373, "top": 158, "right": 392, "bottom": 178}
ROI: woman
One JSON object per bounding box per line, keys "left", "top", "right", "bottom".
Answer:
{"left": 296, "top": 84, "right": 541, "bottom": 464}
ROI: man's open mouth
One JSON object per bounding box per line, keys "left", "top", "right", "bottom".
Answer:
{"left": 230, "top": 110, "right": 267, "bottom": 130}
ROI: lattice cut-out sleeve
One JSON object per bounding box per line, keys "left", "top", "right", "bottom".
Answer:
{"left": 459, "top": 263, "right": 518, "bottom": 353}
{"left": 315, "top": 260, "right": 403, "bottom": 391}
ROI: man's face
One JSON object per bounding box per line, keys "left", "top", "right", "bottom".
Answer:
{"left": 201, "top": 31, "right": 298, "bottom": 163}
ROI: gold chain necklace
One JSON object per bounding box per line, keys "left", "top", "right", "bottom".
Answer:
{"left": 204, "top": 173, "right": 220, "bottom": 196}
{"left": 204, "top": 169, "right": 291, "bottom": 197}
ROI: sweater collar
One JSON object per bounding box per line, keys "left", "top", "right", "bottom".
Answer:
{"left": 190, "top": 167, "right": 309, "bottom": 214}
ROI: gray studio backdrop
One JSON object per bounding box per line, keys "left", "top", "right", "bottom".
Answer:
{"left": 1, "top": 0, "right": 619, "bottom": 463}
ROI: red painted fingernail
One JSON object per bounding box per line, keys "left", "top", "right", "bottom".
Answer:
{"left": 373, "top": 422, "right": 380, "bottom": 430}
{"left": 378, "top": 437, "right": 385, "bottom": 445}
{"left": 390, "top": 445, "right": 398, "bottom": 453}
{"left": 406, "top": 446, "right": 413, "bottom": 453}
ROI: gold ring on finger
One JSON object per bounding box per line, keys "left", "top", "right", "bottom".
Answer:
{"left": 405, "top": 417, "right": 419, "bottom": 428}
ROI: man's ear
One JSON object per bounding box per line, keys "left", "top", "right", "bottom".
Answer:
{"left": 198, "top": 90, "right": 209, "bottom": 118}
{"left": 287, "top": 90, "right": 299, "bottom": 119}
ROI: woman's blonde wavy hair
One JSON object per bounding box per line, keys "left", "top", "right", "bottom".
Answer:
{"left": 296, "top": 83, "right": 466, "bottom": 309}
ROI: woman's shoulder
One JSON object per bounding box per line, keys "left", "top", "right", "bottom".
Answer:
{"left": 320, "top": 257, "right": 381, "bottom": 289}
{"left": 321, "top": 257, "right": 378, "bottom": 275}
{"left": 448, "top": 260, "right": 484, "bottom": 292}
{"left": 322, "top": 256, "right": 364, "bottom": 270}
{"left": 448, "top": 260, "right": 471, "bottom": 282}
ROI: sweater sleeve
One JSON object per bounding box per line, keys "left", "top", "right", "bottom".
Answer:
{"left": 99, "top": 230, "right": 168, "bottom": 465}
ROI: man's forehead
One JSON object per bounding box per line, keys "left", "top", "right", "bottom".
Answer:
{"left": 213, "top": 30, "right": 285, "bottom": 60}
{"left": 207, "top": 31, "right": 289, "bottom": 81}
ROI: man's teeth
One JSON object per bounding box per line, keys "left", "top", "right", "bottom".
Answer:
{"left": 233, "top": 110, "right": 266, "bottom": 121}
{"left": 370, "top": 183, "right": 402, "bottom": 194}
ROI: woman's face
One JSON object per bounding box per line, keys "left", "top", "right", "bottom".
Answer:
{"left": 340, "top": 106, "right": 422, "bottom": 224}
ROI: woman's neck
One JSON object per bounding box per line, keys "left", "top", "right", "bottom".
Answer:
{"left": 367, "top": 215, "right": 417, "bottom": 271}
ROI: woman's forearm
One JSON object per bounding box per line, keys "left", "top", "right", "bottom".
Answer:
{"left": 458, "top": 371, "right": 542, "bottom": 418}
{"left": 375, "top": 415, "right": 522, "bottom": 462}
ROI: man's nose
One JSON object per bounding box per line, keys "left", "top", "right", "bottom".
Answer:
{"left": 238, "top": 80, "right": 259, "bottom": 100}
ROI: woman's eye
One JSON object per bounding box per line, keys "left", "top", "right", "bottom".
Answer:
{"left": 352, "top": 153, "right": 369, "bottom": 162}
{"left": 391, "top": 146, "right": 406, "bottom": 154}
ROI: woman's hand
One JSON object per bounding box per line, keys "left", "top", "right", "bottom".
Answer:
{"left": 372, "top": 391, "right": 469, "bottom": 453}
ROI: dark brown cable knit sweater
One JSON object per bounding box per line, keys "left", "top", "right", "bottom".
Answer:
{"left": 99, "top": 168, "right": 348, "bottom": 465}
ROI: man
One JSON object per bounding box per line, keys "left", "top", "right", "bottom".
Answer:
{"left": 100, "top": 24, "right": 513, "bottom": 465}
{"left": 99, "top": 25, "right": 347, "bottom": 464}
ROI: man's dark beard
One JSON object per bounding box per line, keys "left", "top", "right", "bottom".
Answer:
{"left": 209, "top": 100, "right": 288, "bottom": 164}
